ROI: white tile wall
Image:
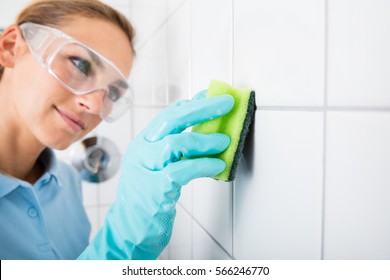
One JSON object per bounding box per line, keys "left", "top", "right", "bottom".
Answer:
{"left": 234, "top": 111, "right": 324, "bottom": 259}
{"left": 191, "top": 0, "right": 233, "bottom": 92}
{"left": 327, "top": 0, "right": 390, "bottom": 107}
{"left": 192, "top": 178, "right": 233, "bottom": 255}
{"left": 173, "top": 0, "right": 389, "bottom": 260}
{"left": 167, "top": 204, "right": 192, "bottom": 259}
{"left": 234, "top": 0, "right": 325, "bottom": 107}
{"left": 324, "top": 112, "right": 390, "bottom": 259}
{"left": 129, "top": 31, "right": 169, "bottom": 106}
{"left": 0, "top": 0, "right": 30, "bottom": 27}
{"left": 193, "top": 220, "right": 232, "bottom": 260}
{"left": 166, "top": 0, "right": 191, "bottom": 103}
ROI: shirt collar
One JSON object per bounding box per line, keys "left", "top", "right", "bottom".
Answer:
{"left": 39, "top": 148, "right": 59, "bottom": 178}
{"left": 0, "top": 148, "right": 60, "bottom": 198}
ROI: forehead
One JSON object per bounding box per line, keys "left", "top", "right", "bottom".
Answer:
{"left": 58, "top": 17, "right": 133, "bottom": 77}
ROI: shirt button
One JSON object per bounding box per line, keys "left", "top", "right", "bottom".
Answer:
{"left": 27, "top": 207, "right": 38, "bottom": 218}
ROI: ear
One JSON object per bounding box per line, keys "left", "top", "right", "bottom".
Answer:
{"left": 0, "top": 25, "right": 23, "bottom": 68}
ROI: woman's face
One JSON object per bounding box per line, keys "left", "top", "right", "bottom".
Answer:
{"left": 11, "top": 17, "right": 134, "bottom": 150}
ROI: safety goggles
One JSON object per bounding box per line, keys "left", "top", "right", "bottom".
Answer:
{"left": 19, "top": 22, "right": 133, "bottom": 122}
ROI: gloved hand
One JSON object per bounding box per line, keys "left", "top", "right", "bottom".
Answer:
{"left": 78, "top": 92, "right": 234, "bottom": 259}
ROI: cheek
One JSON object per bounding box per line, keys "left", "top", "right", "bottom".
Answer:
{"left": 13, "top": 66, "right": 56, "bottom": 107}
{"left": 15, "top": 84, "right": 59, "bottom": 124}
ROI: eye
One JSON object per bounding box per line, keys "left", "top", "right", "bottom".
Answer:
{"left": 69, "top": 56, "right": 92, "bottom": 76}
{"left": 107, "top": 85, "right": 121, "bottom": 102}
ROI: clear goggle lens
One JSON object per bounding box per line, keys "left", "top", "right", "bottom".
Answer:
{"left": 20, "top": 22, "right": 133, "bottom": 122}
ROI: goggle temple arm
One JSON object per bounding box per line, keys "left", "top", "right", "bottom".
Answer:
{"left": 20, "top": 24, "right": 56, "bottom": 65}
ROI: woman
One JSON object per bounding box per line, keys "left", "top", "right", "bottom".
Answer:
{"left": 0, "top": 0, "right": 233, "bottom": 259}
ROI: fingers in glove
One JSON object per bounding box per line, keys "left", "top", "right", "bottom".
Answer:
{"left": 144, "top": 94, "right": 234, "bottom": 142}
{"left": 161, "top": 158, "right": 226, "bottom": 187}
{"left": 191, "top": 89, "right": 207, "bottom": 100}
{"left": 142, "top": 132, "right": 230, "bottom": 170}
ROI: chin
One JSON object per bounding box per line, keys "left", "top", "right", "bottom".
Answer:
{"left": 44, "top": 135, "right": 80, "bottom": 151}
{"left": 46, "top": 141, "right": 73, "bottom": 151}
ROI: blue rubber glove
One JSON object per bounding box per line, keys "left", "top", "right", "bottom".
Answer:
{"left": 78, "top": 93, "right": 234, "bottom": 259}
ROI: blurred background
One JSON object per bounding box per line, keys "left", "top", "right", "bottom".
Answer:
{"left": 1, "top": 0, "right": 389, "bottom": 260}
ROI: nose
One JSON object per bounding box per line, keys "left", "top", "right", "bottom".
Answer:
{"left": 74, "top": 90, "right": 106, "bottom": 117}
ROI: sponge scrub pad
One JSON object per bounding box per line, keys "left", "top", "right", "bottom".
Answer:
{"left": 192, "top": 80, "right": 256, "bottom": 181}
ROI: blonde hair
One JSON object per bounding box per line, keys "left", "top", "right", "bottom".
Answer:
{"left": 0, "top": 0, "right": 135, "bottom": 80}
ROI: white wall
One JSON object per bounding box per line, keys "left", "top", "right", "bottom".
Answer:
{"left": 137, "top": 0, "right": 390, "bottom": 260}
{"left": 2, "top": 0, "right": 389, "bottom": 260}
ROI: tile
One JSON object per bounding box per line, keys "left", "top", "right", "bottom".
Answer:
{"left": 132, "top": 107, "right": 163, "bottom": 137}
{"left": 0, "top": 1, "right": 30, "bottom": 27}
{"left": 193, "top": 220, "right": 232, "bottom": 260}
{"left": 130, "top": 0, "right": 169, "bottom": 9}
{"left": 168, "top": 0, "right": 186, "bottom": 12}
{"left": 129, "top": 51, "right": 169, "bottom": 106}
{"left": 84, "top": 207, "right": 100, "bottom": 242}
{"left": 167, "top": 204, "right": 192, "bottom": 259}
{"left": 191, "top": 0, "right": 233, "bottom": 94}
{"left": 81, "top": 182, "right": 99, "bottom": 207}
{"left": 158, "top": 247, "right": 170, "bottom": 260}
{"left": 233, "top": 110, "right": 324, "bottom": 259}
{"left": 192, "top": 178, "right": 233, "bottom": 255}
{"left": 97, "top": 109, "right": 132, "bottom": 154}
{"left": 128, "top": 0, "right": 169, "bottom": 50}
{"left": 97, "top": 171, "right": 121, "bottom": 206}
{"left": 166, "top": 0, "right": 191, "bottom": 101}
{"left": 234, "top": 0, "right": 325, "bottom": 106}
{"left": 102, "top": 0, "right": 130, "bottom": 6}
{"left": 327, "top": 0, "right": 390, "bottom": 106}
{"left": 324, "top": 112, "right": 390, "bottom": 259}
{"left": 128, "top": 1, "right": 170, "bottom": 107}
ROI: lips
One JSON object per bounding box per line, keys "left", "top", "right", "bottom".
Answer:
{"left": 55, "top": 106, "right": 86, "bottom": 133}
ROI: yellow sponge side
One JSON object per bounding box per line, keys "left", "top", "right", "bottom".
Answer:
{"left": 192, "top": 80, "right": 255, "bottom": 181}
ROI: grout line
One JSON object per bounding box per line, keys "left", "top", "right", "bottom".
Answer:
{"left": 133, "top": 104, "right": 166, "bottom": 109}
{"left": 321, "top": 111, "right": 327, "bottom": 260}
{"left": 136, "top": 0, "right": 187, "bottom": 51}
{"left": 231, "top": 0, "right": 236, "bottom": 259}
{"left": 321, "top": 0, "right": 329, "bottom": 260}
{"left": 256, "top": 106, "right": 390, "bottom": 112}
{"left": 231, "top": 0, "right": 235, "bottom": 87}
{"left": 179, "top": 203, "right": 235, "bottom": 260}
{"left": 133, "top": 104, "right": 390, "bottom": 113}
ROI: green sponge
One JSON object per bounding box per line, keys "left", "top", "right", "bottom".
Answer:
{"left": 192, "top": 80, "right": 256, "bottom": 181}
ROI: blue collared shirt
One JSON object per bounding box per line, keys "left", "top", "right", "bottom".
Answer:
{"left": 0, "top": 149, "right": 91, "bottom": 259}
